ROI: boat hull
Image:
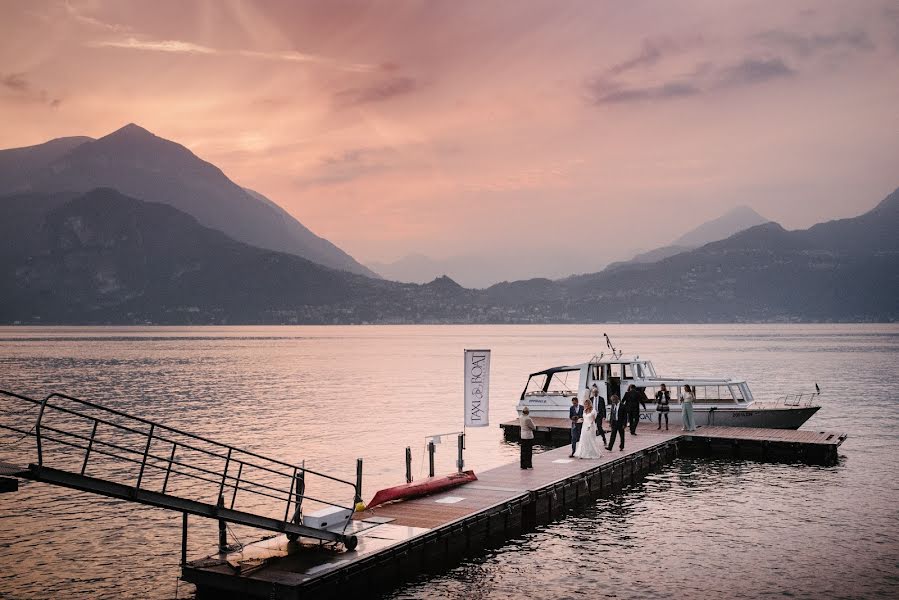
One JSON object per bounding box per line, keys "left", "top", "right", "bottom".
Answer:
{"left": 521, "top": 405, "right": 820, "bottom": 430}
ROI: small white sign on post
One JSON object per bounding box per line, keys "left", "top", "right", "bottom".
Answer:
{"left": 464, "top": 349, "right": 490, "bottom": 427}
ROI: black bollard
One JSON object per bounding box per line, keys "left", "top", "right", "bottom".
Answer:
{"left": 405, "top": 446, "right": 412, "bottom": 483}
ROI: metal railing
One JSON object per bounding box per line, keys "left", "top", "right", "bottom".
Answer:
{"left": 0, "top": 390, "right": 359, "bottom": 546}
{"left": 762, "top": 391, "right": 821, "bottom": 408}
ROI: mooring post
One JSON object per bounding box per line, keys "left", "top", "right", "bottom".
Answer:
{"left": 181, "top": 512, "right": 188, "bottom": 566}
{"left": 355, "top": 458, "right": 363, "bottom": 506}
{"left": 457, "top": 434, "right": 464, "bottom": 472}
{"left": 405, "top": 447, "right": 413, "bottom": 483}
{"left": 428, "top": 441, "right": 435, "bottom": 478}
{"left": 217, "top": 494, "right": 227, "bottom": 553}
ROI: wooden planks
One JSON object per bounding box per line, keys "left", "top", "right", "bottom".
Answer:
{"left": 358, "top": 431, "right": 680, "bottom": 529}
{"left": 689, "top": 426, "right": 847, "bottom": 446}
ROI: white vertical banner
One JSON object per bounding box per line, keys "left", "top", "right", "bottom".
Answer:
{"left": 464, "top": 349, "right": 490, "bottom": 427}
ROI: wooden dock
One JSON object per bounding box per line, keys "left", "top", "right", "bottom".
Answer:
{"left": 183, "top": 426, "right": 846, "bottom": 599}
{"left": 678, "top": 425, "right": 847, "bottom": 463}
{"left": 183, "top": 432, "right": 681, "bottom": 599}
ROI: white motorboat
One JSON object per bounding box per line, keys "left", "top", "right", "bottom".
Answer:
{"left": 516, "top": 353, "right": 820, "bottom": 430}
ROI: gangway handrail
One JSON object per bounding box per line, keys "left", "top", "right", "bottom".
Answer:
{"left": 0, "top": 389, "right": 360, "bottom": 549}
{"left": 41, "top": 392, "right": 356, "bottom": 487}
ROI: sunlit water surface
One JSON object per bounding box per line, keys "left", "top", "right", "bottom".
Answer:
{"left": 0, "top": 325, "right": 896, "bottom": 599}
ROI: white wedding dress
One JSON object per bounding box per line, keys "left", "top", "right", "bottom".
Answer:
{"left": 573, "top": 410, "right": 603, "bottom": 459}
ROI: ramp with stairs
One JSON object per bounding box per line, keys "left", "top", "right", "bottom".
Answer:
{"left": 0, "top": 390, "right": 359, "bottom": 550}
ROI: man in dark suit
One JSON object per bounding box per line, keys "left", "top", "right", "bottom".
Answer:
{"left": 590, "top": 384, "right": 608, "bottom": 446}
{"left": 622, "top": 384, "right": 648, "bottom": 435}
{"left": 569, "top": 396, "right": 583, "bottom": 457}
{"left": 606, "top": 394, "right": 625, "bottom": 451}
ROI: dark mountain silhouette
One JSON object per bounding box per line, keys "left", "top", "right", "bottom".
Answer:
{"left": 0, "top": 187, "right": 895, "bottom": 324}
{"left": 536, "top": 190, "right": 899, "bottom": 322}
{"left": 0, "top": 135, "right": 92, "bottom": 191}
{"left": 0, "top": 125, "right": 377, "bottom": 277}
{"left": 674, "top": 205, "right": 769, "bottom": 247}
{"left": 604, "top": 205, "right": 769, "bottom": 272}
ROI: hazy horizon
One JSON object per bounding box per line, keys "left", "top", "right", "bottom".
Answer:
{"left": 2, "top": 0, "right": 897, "bottom": 277}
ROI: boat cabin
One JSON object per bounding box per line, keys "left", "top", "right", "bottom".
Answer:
{"left": 520, "top": 358, "right": 753, "bottom": 406}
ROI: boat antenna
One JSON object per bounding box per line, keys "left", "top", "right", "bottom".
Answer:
{"left": 604, "top": 333, "right": 622, "bottom": 359}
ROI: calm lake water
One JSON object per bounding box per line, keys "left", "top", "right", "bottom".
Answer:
{"left": 0, "top": 324, "right": 897, "bottom": 599}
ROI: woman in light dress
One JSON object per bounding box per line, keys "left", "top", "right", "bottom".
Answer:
{"left": 680, "top": 384, "right": 696, "bottom": 432}
{"left": 573, "top": 398, "right": 603, "bottom": 459}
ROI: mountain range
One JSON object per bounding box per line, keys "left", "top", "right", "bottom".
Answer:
{"left": 0, "top": 186, "right": 895, "bottom": 324}
{"left": 0, "top": 124, "right": 376, "bottom": 277}
{"left": 369, "top": 205, "right": 770, "bottom": 286}
{"left": 0, "top": 124, "right": 895, "bottom": 324}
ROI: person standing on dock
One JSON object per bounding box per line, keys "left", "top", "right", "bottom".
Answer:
{"left": 681, "top": 384, "right": 696, "bottom": 432}
{"left": 569, "top": 396, "right": 584, "bottom": 457}
{"left": 622, "top": 384, "right": 647, "bottom": 435}
{"left": 519, "top": 407, "right": 536, "bottom": 469}
{"left": 656, "top": 383, "right": 671, "bottom": 430}
{"left": 591, "top": 383, "right": 608, "bottom": 445}
{"left": 573, "top": 399, "right": 602, "bottom": 459}
{"left": 606, "top": 394, "right": 626, "bottom": 451}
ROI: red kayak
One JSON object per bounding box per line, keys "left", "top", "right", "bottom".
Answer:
{"left": 367, "top": 470, "right": 478, "bottom": 509}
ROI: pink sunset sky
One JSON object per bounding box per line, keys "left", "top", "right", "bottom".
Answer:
{"left": 1, "top": 0, "right": 898, "bottom": 277}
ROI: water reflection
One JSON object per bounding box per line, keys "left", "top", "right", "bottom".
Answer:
{"left": 0, "top": 324, "right": 897, "bottom": 599}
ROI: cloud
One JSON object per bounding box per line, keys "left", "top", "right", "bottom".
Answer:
{"left": 88, "top": 36, "right": 375, "bottom": 72}
{"left": 589, "top": 55, "right": 795, "bottom": 105}
{"left": 590, "top": 81, "right": 701, "bottom": 104}
{"left": 604, "top": 37, "right": 701, "bottom": 77}
{"left": 296, "top": 147, "right": 397, "bottom": 187}
{"left": 64, "top": 1, "right": 130, "bottom": 33}
{"left": 90, "top": 37, "right": 216, "bottom": 55}
{"left": 754, "top": 29, "right": 875, "bottom": 57}
{"left": 1, "top": 72, "right": 61, "bottom": 108}
{"left": 1, "top": 73, "right": 28, "bottom": 92}
{"left": 716, "top": 57, "right": 795, "bottom": 87}
{"left": 334, "top": 76, "right": 420, "bottom": 106}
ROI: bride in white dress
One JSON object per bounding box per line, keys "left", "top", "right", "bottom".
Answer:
{"left": 573, "top": 399, "right": 603, "bottom": 459}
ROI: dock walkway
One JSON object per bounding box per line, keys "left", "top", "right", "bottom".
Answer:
{"left": 183, "top": 431, "right": 681, "bottom": 599}
{"left": 184, "top": 425, "right": 846, "bottom": 599}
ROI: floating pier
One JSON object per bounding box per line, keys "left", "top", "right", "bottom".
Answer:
{"left": 501, "top": 418, "right": 847, "bottom": 463}
{"left": 0, "top": 390, "right": 847, "bottom": 599}
{"left": 181, "top": 423, "right": 846, "bottom": 599}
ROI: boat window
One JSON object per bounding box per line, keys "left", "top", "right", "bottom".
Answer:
{"left": 524, "top": 374, "right": 548, "bottom": 395}
{"left": 691, "top": 386, "right": 737, "bottom": 403}
{"left": 622, "top": 364, "right": 633, "bottom": 379}
{"left": 591, "top": 365, "right": 603, "bottom": 382}
{"left": 730, "top": 385, "right": 745, "bottom": 402}
{"left": 644, "top": 386, "right": 657, "bottom": 400}
{"left": 608, "top": 364, "right": 621, "bottom": 378}
{"left": 535, "top": 369, "right": 581, "bottom": 395}
{"left": 635, "top": 363, "right": 644, "bottom": 378}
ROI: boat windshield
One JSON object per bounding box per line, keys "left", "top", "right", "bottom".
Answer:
{"left": 524, "top": 368, "right": 580, "bottom": 396}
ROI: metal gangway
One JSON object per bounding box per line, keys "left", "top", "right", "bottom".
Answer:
{"left": 0, "top": 390, "right": 360, "bottom": 551}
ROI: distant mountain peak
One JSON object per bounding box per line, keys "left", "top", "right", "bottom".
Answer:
{"left": 673, "top": 204, "right": 769, "bottom": 247}
{"left": 425, "top": 274, "right": 464, "bottom": 290}
{"left": 872, "top": 187, "right": 899, "bottom": 213}
{"left": 109, "top": 123, "right": 155, "bottom": 137}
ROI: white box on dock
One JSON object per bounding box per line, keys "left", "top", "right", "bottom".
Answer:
{"left": 303, "top": 506, "right": 353, "bottom": 530}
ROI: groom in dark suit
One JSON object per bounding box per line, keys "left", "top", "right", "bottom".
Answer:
{"left": 606, "top": 394, "right": 626, "bottom": 451}
{"left": 569, "top": 396, "right": 583, "bottom": 457}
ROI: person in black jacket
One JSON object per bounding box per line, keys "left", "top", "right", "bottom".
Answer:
{"left": 606, "top": 394, "right": 625, "bottom": 451}
{"left": 569, "top": 397, "right": 584, "bottom": 457}
{"left": 622, "top": 384, "right": 648, "bottom": 435}
{"left": 590, "top": 383, "right": 608, "bottom": 445}
{"left": 655, "top": 383, "right": 671, "bottom": 430}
